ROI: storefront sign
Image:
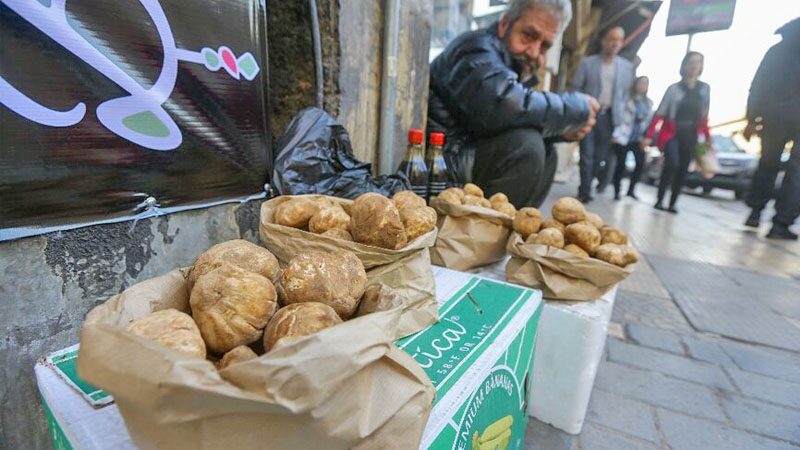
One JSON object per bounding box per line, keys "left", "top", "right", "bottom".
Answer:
{"left": 0, "top": 0, "right": 269, "bottom": 233}
{"left": 666, "top": 0, "right": 737, "bottom": 36}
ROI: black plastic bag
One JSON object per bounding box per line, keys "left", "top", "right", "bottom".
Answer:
{"left": 272, "top": 108, "right": 409, "bottom": 198}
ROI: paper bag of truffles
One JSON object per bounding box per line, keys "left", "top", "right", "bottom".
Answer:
{"left": 78, "top": 240, "right": 434, "bottom": 450}
{"left": 505, "top": 197, "right": 637, "bottom": 301}
{"left": 259, "top": 193, "right": 438, "bottom": 337}
{"left": 429, "top": 183, "right": 515, "bottom": 270}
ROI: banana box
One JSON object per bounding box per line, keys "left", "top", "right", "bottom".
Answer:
{"left": 397, "top": 267, "right": 543, "bottom": 450}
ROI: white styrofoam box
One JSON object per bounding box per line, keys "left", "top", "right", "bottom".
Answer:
{"left": 470, "top": 259, "right": 618, "bottom": 435}
{"left": 529, "top": 286, "right": 617, "bottom": 434}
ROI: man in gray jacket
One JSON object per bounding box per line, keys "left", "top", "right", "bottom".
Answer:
{"left": 570, "top": 26, "right": 635, "bottom": 203}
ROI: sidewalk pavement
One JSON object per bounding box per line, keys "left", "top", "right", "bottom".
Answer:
{"left": 524, "top": 180, "right": 800, "bottom": 450}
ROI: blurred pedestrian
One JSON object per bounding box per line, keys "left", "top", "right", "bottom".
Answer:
{"left": 642, "top": 51, "right": 712, "bottom": 214}
{"left": 570, "top": 26, "right": 635, "bottom": 203}
{"left": 611, "top": 75, "right": 654, "bottom": 200}
{"left": 743, "top": 18, "right": 800, "bottom": 240}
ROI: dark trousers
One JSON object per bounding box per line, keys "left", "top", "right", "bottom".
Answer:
{"left": 747, "top": 119, "right": 800, "bottom": 226}
{"left": 578, "top": 110, "right": 613, "bottom": 197}
{"left": 469, "top": 128, "right": 552, "bottom": 208}
{"left": 657, "top": 125, "right": 697, "bottom": 207}
{"left": 612, "top": 141, "right": 645, "bottom": 195}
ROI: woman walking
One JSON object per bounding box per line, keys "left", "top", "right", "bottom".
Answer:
{"left": 642, "top": 52, "right": 712, "bottom": 213}
{"left": 612, "top": 76, "right": 654, "bottom": 200}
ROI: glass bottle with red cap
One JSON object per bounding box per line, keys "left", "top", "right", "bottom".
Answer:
{"left": 397, "top": 129, "right": 429, "bottom": 198}
{"left": 426, "top": 132, "right": 448, "bottom": 202}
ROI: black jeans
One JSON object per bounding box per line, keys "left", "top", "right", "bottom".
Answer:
{"left": 612, "top": 141, "right": 645, "bottom": 195}
{"left": 578, "top": 110, "right": 613, "bottom": 197}
{"left": 747, "top": 119, "right": 800, "bottom": 226}
{"left": 657, "top": 124, "right": 697, "bottom": 207}
{"left": 469, "top": 128, "right": 552, "bottom": 208}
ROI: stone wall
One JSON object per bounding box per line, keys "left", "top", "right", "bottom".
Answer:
{"left": 336, "top": 1, "right": 384, "bottom": 164}
{"left": 337, "top": 0, "right": 432, "bottom": 167}
{"left": 267, "top": 0, "right": 340, "bottom": 142}
{"left": 391, "top": 0, "right": 433, "bottom": 169}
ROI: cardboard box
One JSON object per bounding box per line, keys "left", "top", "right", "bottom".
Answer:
{"left": 36, "top": 346, "right": 134, "bottom": 450}
{"left": 400, "top": 267, "right": 542, "bottom": 450}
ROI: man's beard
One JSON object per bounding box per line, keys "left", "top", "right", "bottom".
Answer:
{"left": 511, "top": 54, "right": 538, "bottom": 81}
{"left": 504, "top": 35, "right": 539, "bottom": 79}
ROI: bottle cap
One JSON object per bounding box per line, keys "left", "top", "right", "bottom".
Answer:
{"left": 429, "top": 132, "right": 445, "bottom": 146}
{"left": 408, "top": 129, "right": 424, "bottom": 144}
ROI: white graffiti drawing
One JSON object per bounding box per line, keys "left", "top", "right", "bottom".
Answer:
{"left": 0, "top": 0, "right": 260, "bottom": 151}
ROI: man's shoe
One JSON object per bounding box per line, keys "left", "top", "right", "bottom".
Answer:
{"left": 744, "top": 211, "right": 760, "bottom": 228}
{"left": 578, "top": 194, "right": 594, "bottom": 204}
{"left": 626, "top": 191, "right": 639, "bottom": 200}
{"left": 667, "top": 206, "right": 679, "bottom": 214}
{"left": 614, "top": 192, "right": 621, "bottom": 201}
{"left": 766, "top": 224, "right": 798, "bottom": 240}
{"left": 654, "top": 202, "right": 666, "bottom": 211}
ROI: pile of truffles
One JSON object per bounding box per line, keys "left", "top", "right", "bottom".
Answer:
{"left": 125, "top": 240, "right": 380, "bottom": 369}
{"left": 435, "top": 183, "right": 517, "bottom": 218}
{"left": 274, "top": 192, "right": 436, "bottom": 250}
{"left": 512, "top": 197, "right": 638, "bottom": 267}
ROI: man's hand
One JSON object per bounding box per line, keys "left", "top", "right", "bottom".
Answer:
{"left": 743, "top": 121, "right": 758, "bottom": 141}
{"left": 585, "top": 94, "right": 601, "bottom": 115}
{"left": 640, "top": 137, "right": 652, "bottom": 150}
{"left": 562, "top": 95, "right": 599, "bottom": 141}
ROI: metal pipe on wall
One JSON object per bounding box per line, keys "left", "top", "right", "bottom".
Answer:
{"left": 309, "top": 0, "right": 325, "bottom": 108}
{"left": 377, "top": 0, "right": 402, "bottom": 175}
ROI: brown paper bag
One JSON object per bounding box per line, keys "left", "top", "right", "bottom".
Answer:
{"left": 428, "top": 198, "right": 513, "bottom": 271}
{"left": 259, "top": 195, "right": 438, "bottom": 338}
{"left": 505, "top": 232, "right": 633, "bottom": 301}
{"left": 78, "top": 270, "right": 435, "bottom": 450}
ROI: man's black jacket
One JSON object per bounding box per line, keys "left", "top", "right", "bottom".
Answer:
{"left": 427, "top": 25, "right": 590, "bottom": 142}
{"left": 747, "top": 35, "right": 800, "bottom": 123}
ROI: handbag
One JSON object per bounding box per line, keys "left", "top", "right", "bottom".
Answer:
{"left": 694, "top": 141, "right": 719, "bottom": 178}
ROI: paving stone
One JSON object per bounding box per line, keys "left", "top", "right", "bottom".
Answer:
{"left": 607, "top": 339, "right": 734, "bottom": 390}
{"left": 611, "top": 290, "right": 693, "bottom": 333}
{"left": 606, "top": 322, "right": 626, "bottom": 340}
{"left": 524, "top": 418, "right": 577, "bottom": 450}
{"left": 721, "top": 393, "right": 800, "bottom": 444}
{"left": 618, "top": 255, "right": 671, "bottom": 300}
{"left": 626, "top": 323, "right": 685, "bottom": 354}
{"left": 649, "top": 254, "right": 800, "bottom": 352}
{"left": 657, "top": 408, "right": 796, "bottom": 450}
{"left": 577, "top": 422, "right": 660, "bottom": 450}
{"left": 648, "top": 254, "right": 746, "bottom": 301}
{"left": 721, "top": 266, "right": 800, "bottom": 321}
{"left": 681, "top": 335, "right": 735, "bottom": 366}
{"left": 594, "top": 361, "right": 727, "bottom": 421}
{"left": 724, "top": 366, "right": 800, "bottom": 409}
{"left": 721, "top": 341, "right": 800, "bottom": 383}
{"left": 585, "top": 389, "right": 658, "bottom": 443}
